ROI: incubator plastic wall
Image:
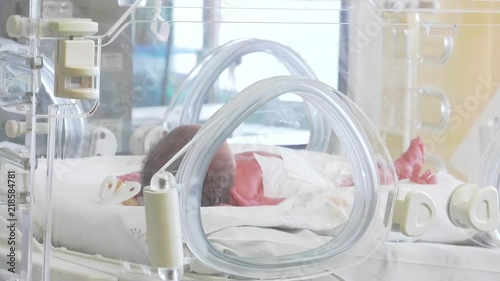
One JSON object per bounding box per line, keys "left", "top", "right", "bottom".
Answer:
{"left": 1, "top": 0, "right": 500, "bottom": 281}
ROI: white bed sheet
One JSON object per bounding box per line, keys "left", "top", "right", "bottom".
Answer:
{"left": 334, "top": 242, "right": 500, "bottom": 281}
{"left": 28, "top": 153, "right": 491, "bottom": 278}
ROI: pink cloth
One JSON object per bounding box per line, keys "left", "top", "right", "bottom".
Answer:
{"left": 117, "top": 172, "right": 141, "bottom": 183}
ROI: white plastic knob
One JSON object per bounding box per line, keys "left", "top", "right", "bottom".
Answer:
{"left": 392, "top": 188, "right": 437, "bottom": 237}
{"left": 5, "top": 120, "right": 49, "bottom": 138}
{"left": 6, "top": 16, "right": 24, "bottom": 37}
{"left": 5, "top": 120, "right": 26, "bottom": 138}
{"left": 448, "top": 183, "right": 499, "bottom": 232}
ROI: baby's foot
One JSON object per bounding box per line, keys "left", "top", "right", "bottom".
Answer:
{"left": 340, "top": 137, "right": 436, "bottom": 186}
{"left": 394, "top": 137, "right": 437, "bottom": 184}
{"left": 394, "top": 137, "right": 425, "bottom": 180}
{"left": 410, "top": 164, "right": 437, "bottom": 184}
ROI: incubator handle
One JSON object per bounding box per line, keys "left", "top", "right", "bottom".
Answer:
{"left": 419, "top": 21, "right": 456, "bottom": 65}
{"left": 419, "top": 36, "right": 454, "bottom": 65}
{"left": 416, "top": 87, "right": 451, "bottom": 131}
{"left": 392, "top": 188, "right": 437, "bottom": 237}
{"left": 425, "top": 154, "right": 448, "bottom": 174}
{"left": 448, "top": 183, "right": 500, "bottom": 232}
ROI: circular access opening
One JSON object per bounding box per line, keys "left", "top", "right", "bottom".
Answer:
{"left": 176, "top": 76, "right": 396, "bottom": 279}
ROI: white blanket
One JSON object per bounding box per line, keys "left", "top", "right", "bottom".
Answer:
{"left": 28, "top": 152, "right": 472, "bottom": 268}
{"left": 30, "top": 155, "right": 354, "bottom": 265}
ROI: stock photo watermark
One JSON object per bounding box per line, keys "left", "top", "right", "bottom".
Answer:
{"left": 4, "top": 170, "right": 17, "bottom": 273}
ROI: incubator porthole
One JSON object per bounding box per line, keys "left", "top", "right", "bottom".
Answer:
{"left": 168, "top": 39, "right": 332, "bottom": 152}
{"left": 177, "top": 76, "right": 396, "bottom": 279}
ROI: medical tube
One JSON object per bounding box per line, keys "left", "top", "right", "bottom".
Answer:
{"left": 166, "top": 39, "right": 332, "bottom": 152}
{"left": 176, "top": 76, "right": 396, "bottom": 279}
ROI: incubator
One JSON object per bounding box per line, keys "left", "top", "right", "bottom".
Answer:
{"left": 0, "top": 0, "right": 499, "bottom": 280}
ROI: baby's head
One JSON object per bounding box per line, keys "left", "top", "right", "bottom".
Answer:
{"left": 141, "top": 125, "right": 236, "bottom": 206}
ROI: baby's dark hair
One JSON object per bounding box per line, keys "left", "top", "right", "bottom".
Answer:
{"left": 141, "top": 125, "right": 235, "bottom": 206}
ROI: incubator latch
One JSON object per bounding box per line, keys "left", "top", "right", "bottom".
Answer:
{"left": 392, "top": 188, "right": 437, "bottom": 237}
{"left": 448, "top": 183, "right": 500, "bottom": 232}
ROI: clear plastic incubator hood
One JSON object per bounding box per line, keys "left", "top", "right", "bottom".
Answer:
{"left": 0, "top": 1, "right": 500, "bottom": 281}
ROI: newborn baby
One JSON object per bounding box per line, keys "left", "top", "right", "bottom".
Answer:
{"left": 120, "top": 125, "right": 436, "bottom": 206}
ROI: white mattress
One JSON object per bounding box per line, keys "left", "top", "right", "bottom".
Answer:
{"left": 26, "top": 155, "right": 500, "bottom": 280}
